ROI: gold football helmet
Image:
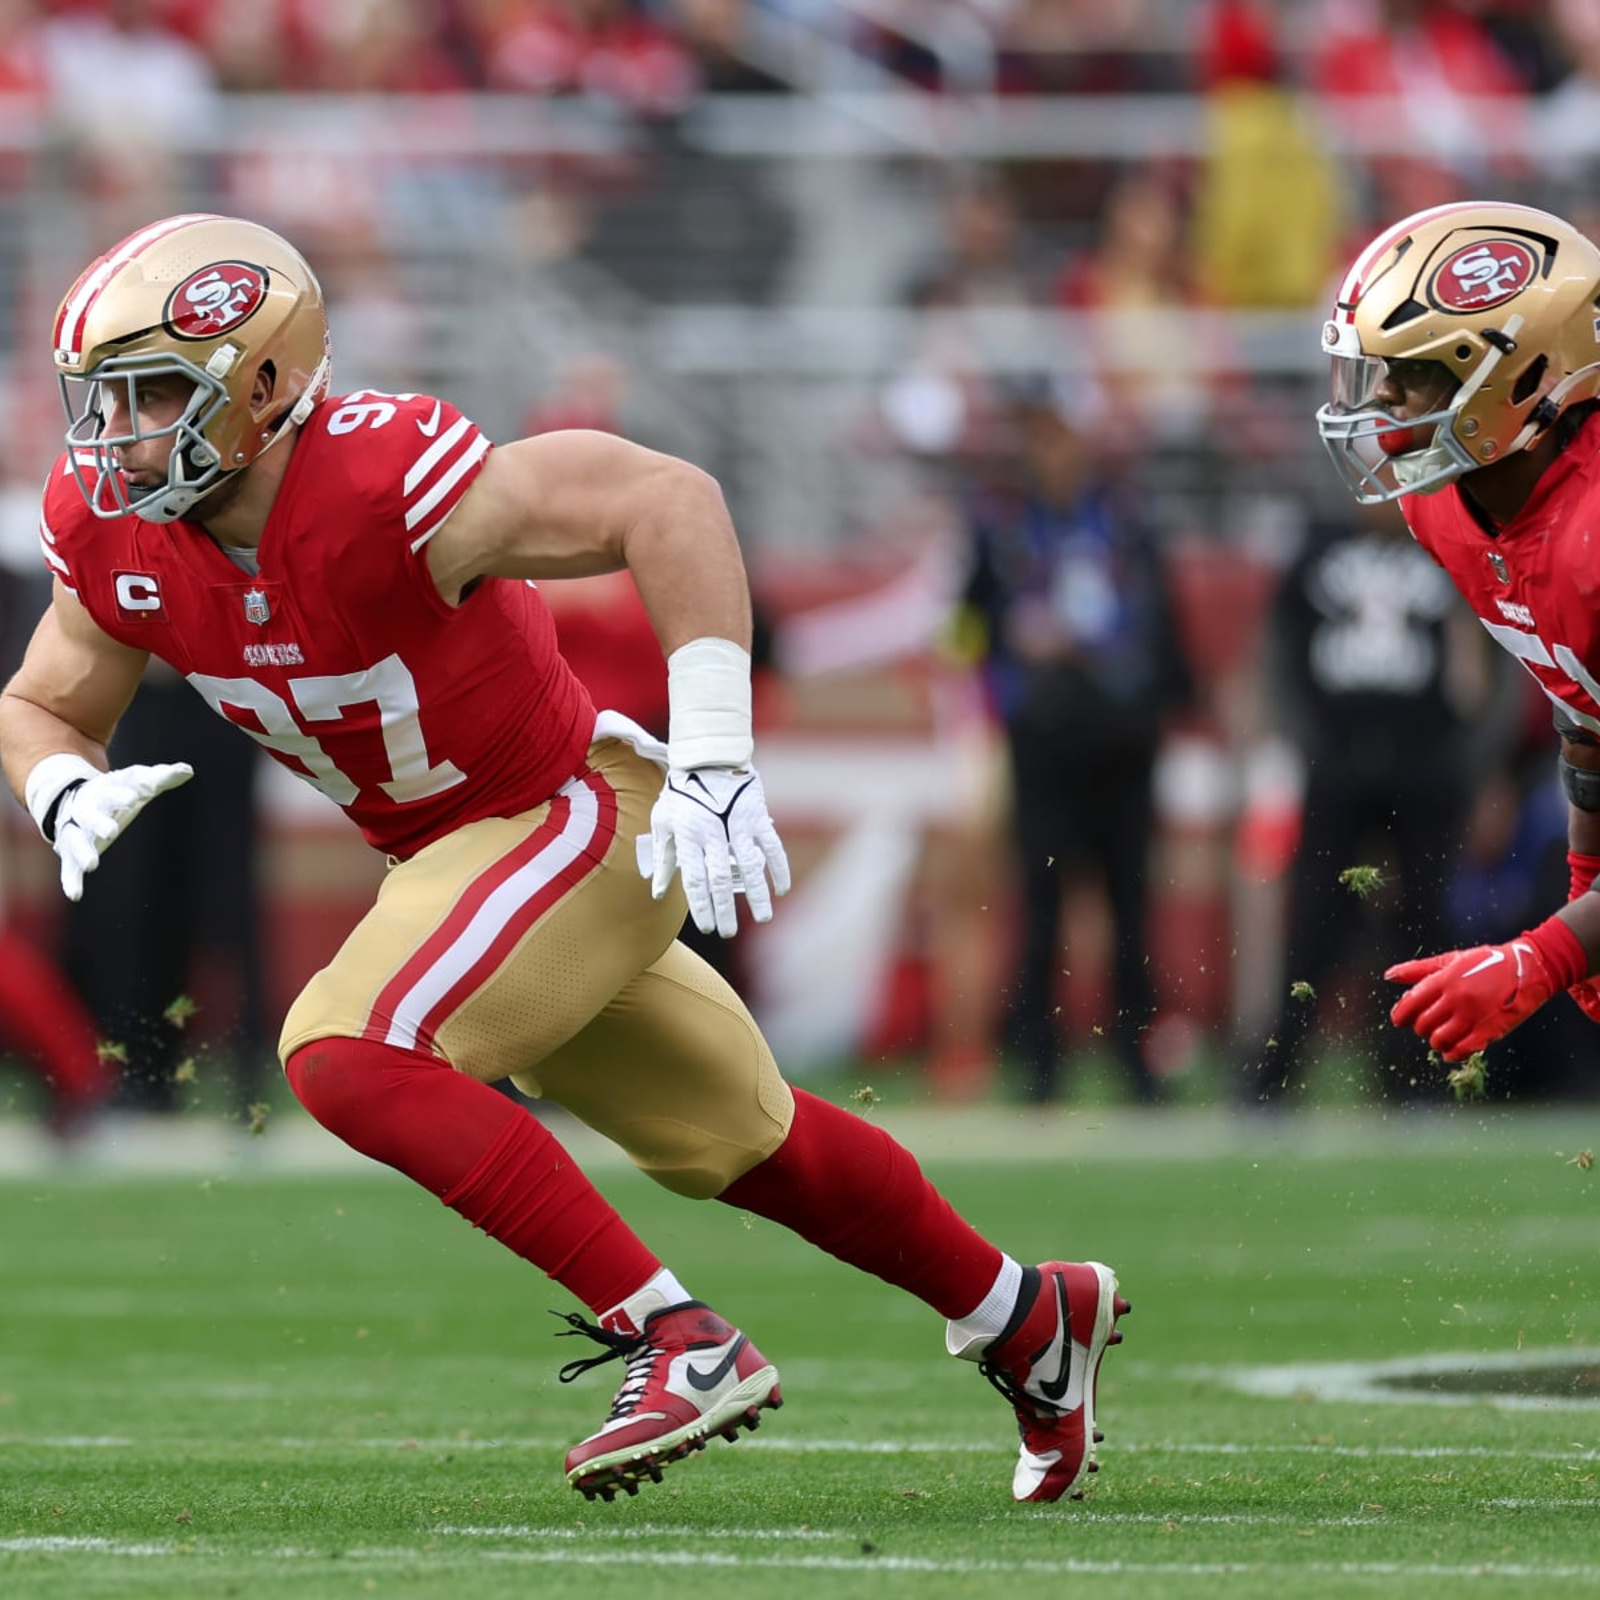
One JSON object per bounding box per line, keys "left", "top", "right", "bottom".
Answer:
{"left": 53, "top": 212, "right": 332, "bottom": 523}
{"left": 1317, "top": 200, "right": 1600, "bottom": 502}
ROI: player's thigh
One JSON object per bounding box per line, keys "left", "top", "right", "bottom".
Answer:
{"left": 519, "top": 940, "right": 795, "bottom": 1199}
{"left": 279, "top": 740, "right": 683, "bottom": 1080}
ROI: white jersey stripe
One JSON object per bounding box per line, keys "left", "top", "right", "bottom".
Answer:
{"left": 403, "top": 416, "right": 473, "bottom": 495}
{"left": 39, "top": 535, "right": 70, "bottom": 580}
{"left": 404, "top": 433, "right": 489, "bottom": 533}
{"left": 381, "top": 776, "right": 600, "bottom": 1052}
{"left": 55, "top": 212, "right": 219, "bottom": 360}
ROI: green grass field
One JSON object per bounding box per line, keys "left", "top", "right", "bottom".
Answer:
{"left": 2, "top": 1102, "right": 1599, "bottom": 1599}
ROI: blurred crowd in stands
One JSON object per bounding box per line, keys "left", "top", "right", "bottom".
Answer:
{"left": 0, "top": 2, "right": 1589, "bottom": 116}
{"left": 4, "top": 0, "right": 1600, "bottom": 1138}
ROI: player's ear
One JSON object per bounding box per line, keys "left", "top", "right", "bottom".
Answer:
{"left": 252, "top": 362, "right": 277, "bottom": 413}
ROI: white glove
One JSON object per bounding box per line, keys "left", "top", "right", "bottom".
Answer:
{"left": 25, "top": 753, "right": 194, "bottom": 902}
{"left": 644, "top": 766, "right": 791, "bottom": 938}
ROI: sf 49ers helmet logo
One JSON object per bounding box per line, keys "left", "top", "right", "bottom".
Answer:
{"left": 163, "top": 261, "right": 268, "bottom": 340}
{"left": 1429, "top": 240, "right": 1538, "bottom": 312}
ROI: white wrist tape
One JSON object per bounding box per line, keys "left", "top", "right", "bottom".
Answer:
{"left": 666, "top": 636, "right": 753, "bottom": 770}
{"left": 24, "top": 752, "right": 100, "bottom": 840}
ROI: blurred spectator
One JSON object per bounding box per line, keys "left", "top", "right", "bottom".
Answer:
{"left": 317, "top": 231, "right": 429, "bottom": 396}
{"left": 1308, "top": 0, "right": 1531, "bottom": 219}
{"left": 34, "top": 0, "right": 217, "bottom": 148}
{"left": 1238, "top": 496, "right": 1521, "bottom": 1107}
{"left": 904, "top": 167, "right": 1042, "bottom": 315}
{"left": 0, "top": 468, "right": 112, "bottom": 1143}
{"left": 1053, "top": 164, "right": 1226, "bottom": 447}
{"left": 1192, "top": 0, "right": 1343, "bottom": 310}
{"left": 466, "top": 0, "right": 700, "bottom": 115}
{"left": 959, "top": 377, "right": 1193, "bottom": 1104}
{"left": 876, "top": 168, "right": 1046, "bottom": 474}
{"left": 0, "top": 857, "right": 112, "bottom": 1141}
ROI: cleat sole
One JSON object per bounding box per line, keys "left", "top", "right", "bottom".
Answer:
{"left": 566, "top": 1368, "right": 782, "bottom": 1500}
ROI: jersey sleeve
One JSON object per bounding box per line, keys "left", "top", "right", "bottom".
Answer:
{"left": 38, "top": 455, "right": 87, "bottom": 601}
{"left": 326, "top": 391, "right": 491, "bottom": 549}
{"left": 314, "top": 391, "right": 493, "bottom": 616}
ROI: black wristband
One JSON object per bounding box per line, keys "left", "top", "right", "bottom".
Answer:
{"left": 39, "top": 778, "right": 87, "bottom": 844}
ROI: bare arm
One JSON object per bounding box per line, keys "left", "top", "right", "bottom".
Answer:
{"left": 423, "top": 429, "right": 753, "bottom": 656}
{"left": 0, "top": 579, "right": 150, "bottom": 805}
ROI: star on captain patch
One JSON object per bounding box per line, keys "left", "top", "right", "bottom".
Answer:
{"left": 1486, "top": 548, "right": 1509, "bottom": 584}
{"left": 243, "top": 586, "right": 272, "bottom": 625}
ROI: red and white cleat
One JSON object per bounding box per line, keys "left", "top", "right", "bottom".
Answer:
{"left": 963, "top": 1261, "right": 1130, "bottom": 1502}
{"left": 556, "top": 1302, "right": 782, "bottom": 1502}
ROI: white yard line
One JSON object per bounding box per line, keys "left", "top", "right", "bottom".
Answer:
{"left": 4, "top": 1536, "right": 1600, "bottom": 1582}
{"left": 7, "top": 1432, "right": 1600, "bottom": 1465}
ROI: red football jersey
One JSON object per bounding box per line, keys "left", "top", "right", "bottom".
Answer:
{"left": 1402, "top": 410, "right": 1600, "bottom": 736}
{"left": 40, "top": 390, "right": 596, "bottom": 860}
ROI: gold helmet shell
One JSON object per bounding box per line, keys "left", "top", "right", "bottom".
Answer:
{"left": 53, "top": 213, "right": 332, "bottom": 522}
{"left": 1317, "top": 200, "right": 1600, "bottom": 502}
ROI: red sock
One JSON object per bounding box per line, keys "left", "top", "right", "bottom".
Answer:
{"left": 0, "top": 929, "right": 111, "bottom": 1110}
{"left": 720, "top": 1087, "right": 1004, "bottom": 1318}
{"left": 285, "top": 1037, "right": 658, "bottom": 1315}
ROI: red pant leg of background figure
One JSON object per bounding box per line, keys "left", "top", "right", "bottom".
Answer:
{"left": 0, "top": 927, "right": 113, "bottom": 1135}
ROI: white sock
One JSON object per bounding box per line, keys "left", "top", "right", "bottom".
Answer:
{"left": 601, "top": 1267, "right": 692, "bottom": 1337}
{"left": 945, "top": 1256, "right": 1024, "bottom": 1360}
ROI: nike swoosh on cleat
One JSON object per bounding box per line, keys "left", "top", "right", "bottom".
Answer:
{"left": 1034, "top": 1278, "right": 1074, "bottom": 1403}
{"left": 416, "top": 400, "right": 443, "bottom": 437}
{"left": 685, "top": 1335, "right": 747, "bottom": 1391}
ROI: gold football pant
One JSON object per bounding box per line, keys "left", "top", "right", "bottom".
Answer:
{"left": 280, "top": 736, "right": 793, "bottom": 1196}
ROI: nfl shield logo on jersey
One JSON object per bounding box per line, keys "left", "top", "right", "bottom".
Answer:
{"left": 244, "top": 586, "right": 272, "bottom": 625}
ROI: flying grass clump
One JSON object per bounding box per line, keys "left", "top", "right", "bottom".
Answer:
{"left": 1338, "top": 864, "right": 1386, "bottom": 897}
{"left": 163, "top": 994, "right": 199, "bottom": 1029}
{"left": 1440, "top": 1051, "right": 1488, "bottom": 1102}
{"left": 1289, "top": 980, "right": 1315, "bottom": 1003}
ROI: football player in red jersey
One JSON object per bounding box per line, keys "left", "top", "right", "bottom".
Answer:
{"left": 1317, "top": 199, "right": 1600, "bottom": 1063}
{"left": 0, "top": 214, "right": 1128, "bottom": 1504}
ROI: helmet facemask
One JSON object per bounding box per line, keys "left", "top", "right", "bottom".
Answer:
{"left": 59, "top": 351, "right": 236, "bottom": 523}
{"left": 1317, "top": 347, "right": 1506, "bottom": 504}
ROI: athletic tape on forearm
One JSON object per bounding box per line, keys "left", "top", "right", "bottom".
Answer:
{"left": 23, "top": 752, "right": 99, "bottom": 840}
{"left": 666, "top": 637, "right": 753, "bottom": 770}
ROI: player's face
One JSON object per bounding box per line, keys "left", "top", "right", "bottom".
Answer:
{"left": 1367, "top": 358, "right": 1458, "bottom": 455}
{"left": 96, "top": 371, "right": 190, "bottom": 484}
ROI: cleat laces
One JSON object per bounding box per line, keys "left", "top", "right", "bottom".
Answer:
{"left": 552, "top": 1310, "right": 662, "bottom": 1422}
{"left": 978, "top": 1360, "right": 1052, "bottom": 1421}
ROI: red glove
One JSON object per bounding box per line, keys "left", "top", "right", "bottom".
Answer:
{"left": 1567, "top": 851, "right": 1600, "bottom": 1025}
{"left": 1385, "top": 915, "right": 1589, "bottom": 1061}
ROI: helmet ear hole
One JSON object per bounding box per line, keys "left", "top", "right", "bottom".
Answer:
{"left": 1512, "top": 354, "right": 1547, "bottom": 406}
{"left": 253, "top": 360, "right": 277, "bottom": 415}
